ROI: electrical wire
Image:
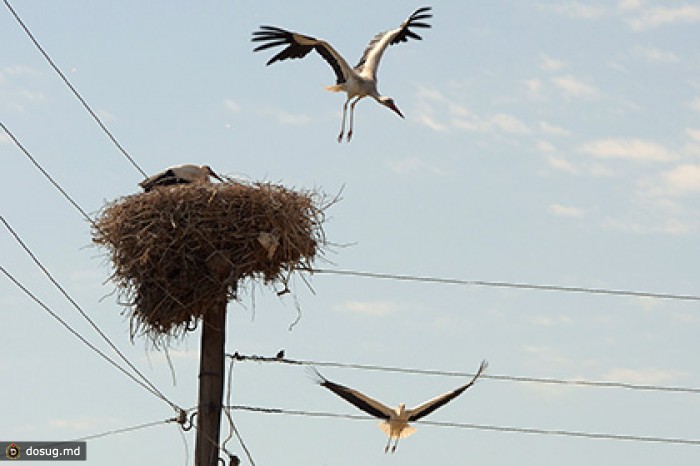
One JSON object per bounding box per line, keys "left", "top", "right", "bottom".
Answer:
{"left": 0, "top": 122, "right": 95, "bottom": 227}
{"left": 3, "top": 0, "right": 147, "bottom": 179}
{"left": 1, "top": 215, "right": 178, "bottom": 411}
{"left": 6, "top": 0, "right": 698, "bottom": 309}
{"left": 313, "top": 268, "right": 700, "bottom": 303}
{"left": 224, "top": 358, "right": 256, "bottom": 466}
{"left": 71, "top": 417, "right": 179, "bottom": 442}
{"left": 229, "top": 353, "right": 700, "bottom": 395}
{"left": 226, "top": 404, "right": 700, "bottom": 446}
{"left": 6, "top": 117, "right": 697, "bottom": 317}
{"left": 2, "top": 121, "right": 193, "bottom": 332}
{"left": 0, "top": 264, "right": 169, "bottom": 403}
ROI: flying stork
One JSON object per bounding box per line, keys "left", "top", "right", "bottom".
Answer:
{"left": 139, "top": 164, "right": 224, "bottom": 192}
{"left": 252, "top": 6, "right": 433, "bottom": 142}
{"left": 311, "top": 360, "right": 487, "bottom": 453}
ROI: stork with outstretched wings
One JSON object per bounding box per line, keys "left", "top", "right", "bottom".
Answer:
{"left": 252, "top": 7, "right": 433, "bottom": 142}
{"left": 310, "top": 359, "right": 487, "bottom": 452}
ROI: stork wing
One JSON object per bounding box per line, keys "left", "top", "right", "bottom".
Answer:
{"left": 407, "top": 360, "right": 487, "bottom": 422}
{"left": 252, "top": 26, "right": 353, "bottom": 85}
{"left": 310, "top": 367, "right": 393, "bottom": 420}
{"left": 139, "top": 169, "right": 181, "bottom": 191}
{"left": 354, "top": 6, "right": 432, "bottom": 79}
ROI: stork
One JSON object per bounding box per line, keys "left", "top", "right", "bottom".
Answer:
{"left": 139, "top": 164, "right": 223, "bottom": 192}
{"left": 310, "top": 360, "right": 487, "bottom": 453}
{"left": 252, "top": 6, "right": 432, "bottom": 142}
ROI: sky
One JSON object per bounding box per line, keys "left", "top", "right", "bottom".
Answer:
{"left": 2, "top": 0, "right": 700, "bottom": 464}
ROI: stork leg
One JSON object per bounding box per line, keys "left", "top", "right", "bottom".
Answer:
{"left": 337, "top": 99, "right": 350, "bottom": 143}
{"left": 346, "top": 96, "right": 364, "bottom": 142}
{"left": 391, "top": 436, "right": 399, "bottom": 453}
{"left": 384, "top": 436, "right": 392, "bottom": 454}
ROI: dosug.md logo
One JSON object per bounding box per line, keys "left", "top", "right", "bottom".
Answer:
{"left": 5, "top": 443, "right": 20, "bottom": 460}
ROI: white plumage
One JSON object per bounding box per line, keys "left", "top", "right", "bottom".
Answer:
{"left": 311, "top": 360, "right": 487, "bottom": 453}
{"left": 252, "top": 6, "right": 432, "bottom": 142}
{"left": 139, "top": 164, "right": 223, "bottom": 192}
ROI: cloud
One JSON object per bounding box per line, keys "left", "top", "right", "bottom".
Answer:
{"left": 415, "top": 85, "right": 536, "bottom": 135}
{"left": 547, "top": 2, "right": 608, "bottom": 19}
{"left": 633, "top": 46, "right": 679, "bottom": 64}
{"left": 522, "top": 345, "right": 570, "bottom": 365}
{"left": 387, "top": 157, "right": 448, "bottom": 176}
{"left": 524, "top": 78, "right": 543, "bottom": 95}
{"left": 224, "top": 99, "right": 241, "bottom": 113}
{"left": 603, "top": 367, "right": 685, "bottom": 385}
{"left": 540, "top": 53, "right": 566, "bottom": 72}
{"left": 536, "top": 140, "right": 557, "bottom": 153}
{"left": 547, "top": 156, "right": 578, "bottom": 174}
{"left": 549, "top": 203, "right": 585, "bottom": 217}
{"left": 416, "top": 86, "right": 447, "bottom": 102}
{"left": 17, "top": 90, "right": 46, "bottom": 103}
{"left": 530, "top": 315, "right": 573, "bottom": 326}
{"left": 684, "top": 129, "right": 700, "bottom": 155}
{"left": 539, "top": 121, "right": 571, "bottom": 136}
{"left": 414, "top": 86, "right": 462, "bottom": 132}
{"left": 686, "top": 128, "right": 700, "bottom": 143}
{"left": 618, "top": 0, "right": 641, "bottom": 11}
{"left": 628, "top": 5, "right": 700, "bottom": 30}
{"left": 660, "top": 164, "right": 700, "bottom": 195}
{"left": 416, "top": 114, "right": 448, "bottom": 132}
{"left": 1, "top": 66, "right": 47, "bottom": 113}
{"left": 338, "top": 300, "right": 397, "bottom": 317}
{"left": 489, "top": 114, "right": 532, "bottom": 134}
{"left": 689, "top": 97, "right": 700, "bottom": 112}
{"left": 547, "top": 155, "right": 616, "bottom": 177}
{"left": 259, "top": 108, "right": 310, "bottom": 126}
{"left": 602, "top": 216, "right": 695, "bottom": 235}
{"left": 580, "top": 138, "right": 677, "bottom": 161}
{"left": 96, "top": 108, "right": 115, "bottom": 123}
{"left": 453, "top": 113, "right": 532, "bottom": 134}
{"left": 552, "top": 75, "right": 601, "bottom": 99}
{"left": 2, "top": 64, "right": 39, "bottom": 77}
{"left": 49, "top": 417, "right": 105, "bottom": 431}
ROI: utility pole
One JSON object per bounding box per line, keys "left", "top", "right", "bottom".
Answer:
{"left": 194, "top": 296, "right": 227, "bottom": 466}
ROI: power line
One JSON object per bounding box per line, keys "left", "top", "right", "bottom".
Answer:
{"left": 1, "top": 122, "right": 95, "bottom": 227}
{"left": 71, "top": 417, "right": 180, "bottom": 442}
{"left": 313, "top": 268, "right": 700, "bottom": 303}
{"left": 229, "top": 353, "right": 700, "bottom": 395}
{"left": 3, "top": 0, "right": 147, "bottom": 179}
{"left": 2, "top": 122, "right": 194, "bottom": 325}
{"left": 8, "top": 115, "right": 698, "bottom": 312}
{"left": 1, "top": 215, "right": 178, "bottom": 411}
{"left": 226, "top": 404, "right": 700, "bottom": 446}
{"left": 224, "top": 358, "right": 256, "bottom": 466}
{"left": 0, "top": 263, "right": 178, "bottom": 408}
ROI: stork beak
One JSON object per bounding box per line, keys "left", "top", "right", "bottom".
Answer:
{"left": 388, "top": 102, "right": 404, "bottom": 119}
{"left": 207, "top": 167, "right": 224, "bottom": 183}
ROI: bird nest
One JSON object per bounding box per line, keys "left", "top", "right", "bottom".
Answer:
{"left": 93, "top": 181, "right": 331, "bottom": 343}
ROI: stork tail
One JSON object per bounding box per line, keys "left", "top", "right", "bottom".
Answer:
{"left": 325, "top": 84, "right": 343, "bottom": 92}
{"left": 378, "top": 421, "right": 417, "bottom": 439}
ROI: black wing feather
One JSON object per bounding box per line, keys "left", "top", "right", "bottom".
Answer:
{"left": 252, "top": 26, "right": 316, "bottom": 65}
{"left": 252, "top": 26, "right": 346, "bottom": 84}
{"left": 314, "top": 44, "right": 345, "bottom": 84}
{"left": 140, "top": 170, "right": 191, "bottom": 192}
{"left": 408, "top": 360, "right": 487, "bottom": 422}
{"left": 310, "top": 367, "right": 391, "bottom": 420}
{"left": 391, "top": 6, "right": 433, "bottom": 45}
{"left": 355, "top": 6, "right": 433, "bottom": 70}
{"left": 321, "top": 380, "right": 390, "bottom": 419}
